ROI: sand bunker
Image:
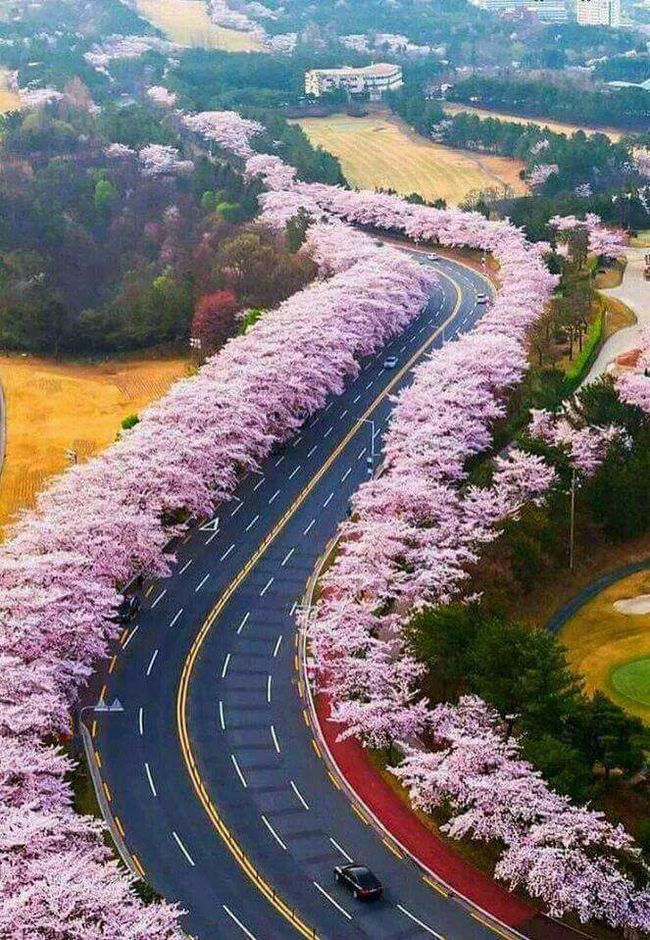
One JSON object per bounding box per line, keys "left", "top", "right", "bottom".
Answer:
{"left": 614, "top": 595, "right": 650, "bottom": 615}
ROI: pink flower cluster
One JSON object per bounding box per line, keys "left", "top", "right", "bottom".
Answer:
{"left": 147, "top": 86, "right": 178, "bottom": 108}
{"left": 529, "top": 407, "right": 626, "bottom": 474}
{"left": 549, "top": 213, "right": 627, "bottom": 260}
{"left": 0, "top": 225, "right": 434, "bottom": 935}
{"left": 528, "top": 163, "right": 558, "bottom": 190}
{"left": 138, "top": 145, "right": 193, "bottom": 177}
{"left": 618, "top": 326, "right": 650, "bottom": 414}
{"left": 183, "top": 110, "right": 264, "bottom": 159}
{"left": 396, "top": 697, "right": 650, "bottom": 930}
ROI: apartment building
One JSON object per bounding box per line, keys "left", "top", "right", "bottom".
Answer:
{"left": 576, "top": 0, "right": 622, "bottom": 27}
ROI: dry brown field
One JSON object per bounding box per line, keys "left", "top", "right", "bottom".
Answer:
{"left": 0, "top": 354, "right": 190, "bottom": 534}
{"left": 0, "top": 69, "right": 19, "bottom": 113}
{"left": 294, "top": 112, "right": 528, "bottom": 206}
{"left": 442, "top": 102, "right": 624, "bottom": 143}
{"left": 134, "top": 0, "right": 262, "bottom": 51}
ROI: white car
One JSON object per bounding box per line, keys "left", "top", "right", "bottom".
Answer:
{"left": 476, "top": 293, "right": 489, "bottom": 303}
{"left": 427, "top": 253, "right": 439, "bottom": 261}
{"left": 383, "top": 355, "right": 399, "bottom": 369}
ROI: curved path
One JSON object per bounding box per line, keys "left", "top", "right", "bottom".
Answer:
{"left": 90, "top": 255, "right": 502, "bottom": 940}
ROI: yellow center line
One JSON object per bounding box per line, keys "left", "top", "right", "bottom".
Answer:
{"left": 175, "top": 270, "right": 469, "bottom": 938}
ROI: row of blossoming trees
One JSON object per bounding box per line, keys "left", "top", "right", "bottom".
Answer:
{"left": 181, "top": 113, "right": 650, "bottom": 931}
{"left": 1, "top": 103, "right": 644, "bottom": 935}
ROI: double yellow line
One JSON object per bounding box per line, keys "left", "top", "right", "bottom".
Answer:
{"left": 175, "top": 271, "right": 465, "bottom": 937}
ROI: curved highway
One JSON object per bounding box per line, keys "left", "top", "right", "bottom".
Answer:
{"left": 90, "top": 253, "right": 499, "bottom": 940}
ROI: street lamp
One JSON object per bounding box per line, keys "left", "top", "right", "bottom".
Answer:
{"left": 189, "top": 335, "right": 202, "bottom": 366}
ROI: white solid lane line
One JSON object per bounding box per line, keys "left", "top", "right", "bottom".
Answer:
{"left": 261, "top": 814, "right": 287, "bottom": 850}
{"left": 329, "top": 836, "right": 353, "bottom": 862}
{"left": 289, "top": 465, "right": 301, "bottom": 480}
{"left": 138, "top": 707, "right": 144, "bottom": 736}
{"left": 268, "top": 489, "right": 280, "bottom": 504}
{"left": 172, "top": 831, "right": 195, "bottom": 867}
{"left": 169, "top": 608, "right": 183, "bottom": 628}
{"left": 145, "top": 649, "right": 158, "bottom": 677}
{"left": 260, "top": 577, "right": 274, "bottom": 597}
{"left": 281, "top": 547, "right": 294, "bottom": 567}
{"left": 222, "top": 905, "right": 257, "bottom": 940}
{"left": 218, "top": 700, "right": 226, "bottom": 731}
{"left": 144, "top": 762, "right": 157, "bottom": 797}
{"left": 313, "top": 881, "right": 352, "bottom": 921}
{"left": 123, "top": 624, "right": 139, "bottom": 649}
{"left": 266, "top": 674, "right": 272, "bottom": 704}
{"left": 245, "top": 514, "right": 260, "bottom": 532}
{"left": 151, "top": 589, "right": 166, "bottom": 609}
{"left": 290, "top": 780, "right": 309, "bottom": 810}
{"left": 195, "top": 573, "right": 210, "bottom": 592}
{"left": 220, "top": 544, "right": 235, "bottom": 562}
{"left": 303, "top": 519, "right": 315, "bottom": 535}
{"left": 231, "top": 754, "right": 247, "bottom": 788}
{"left": 397, "top": 904, "right": 445, "bottom": 939}
{"left": 237, "top": 612, "right": 250, "bottom": 635}
{"left": 221, "top": 653, "right": 231, "bottom": 679}
{"left": 270, "top": 724, "right": 281, "bottom": 753}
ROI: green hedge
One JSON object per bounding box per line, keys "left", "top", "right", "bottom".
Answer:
{"left": 564, "top": 310, "right": 605, "bottom": 394}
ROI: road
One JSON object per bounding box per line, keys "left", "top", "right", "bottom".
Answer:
{"left": 91, "top": 253, "right": 500, "bottom": 940}
{"left": 586, "top": 247, "right": 649, "bottom": 384}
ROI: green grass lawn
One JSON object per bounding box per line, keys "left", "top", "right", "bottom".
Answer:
{"left": 611, "top": 658, "right": 650, "bottom": 706}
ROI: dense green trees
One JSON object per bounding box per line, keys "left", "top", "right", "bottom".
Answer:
{"left": 452, "top": 75, "right": 650, "bottom": 131}
{"left": 407, "top": 603, "right": 649, "bottom": 801}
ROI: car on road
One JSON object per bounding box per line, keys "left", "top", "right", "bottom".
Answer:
{"left": 427, "top": 253, "right": 440, "bottom": 261}
{"left": 383, "top": 355, "right": 399, "bottom": 369}
{"left": 334, "top": 864, "right": 383, "bottom": 900}
{"left": 476, "top": 293, "right": 489, "bottom": 303}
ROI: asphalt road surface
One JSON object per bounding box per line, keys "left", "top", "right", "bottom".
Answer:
{"left": 92, "top": 253, "right": 499, "bottom": 940}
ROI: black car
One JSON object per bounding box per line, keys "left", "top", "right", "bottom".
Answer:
{"left": 334, "top": 864, "right": 383, "bottom": 900}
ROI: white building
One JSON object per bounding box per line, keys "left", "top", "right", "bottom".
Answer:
{"left": 469, "top": 0, "right": 568, "bottom": 22}
{"left": 576, "top": 0, "right": 622, "bottom": 27}
{"left": 305, "top": 63, "right": 403, "bottom": 101}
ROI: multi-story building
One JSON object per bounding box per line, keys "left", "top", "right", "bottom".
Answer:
{"left": 469, "top": 0, "right": 568, "bottom": 22}
{"left": 576, "top": 0, "right": 622, "bottom": 27}
{"left": 304, "top": 63, "right": 403, "bottom": 101}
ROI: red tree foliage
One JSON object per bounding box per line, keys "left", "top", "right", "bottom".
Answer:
{"left": 191, "top": 290, "right": 238, "bottom": 352}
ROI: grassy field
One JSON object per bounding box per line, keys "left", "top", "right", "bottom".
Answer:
{"left": 294, "top": 113, "right": 528, "bottom": 206}
{"left": 631, "top": 230, "right": 650, "bottom": 248}
{"left": 0, "top": 354, "right": 189, "bottom": 535}
{"left": 443, "top": 102, "right": 623, "bottom": 143}
{"left": 134, "top": 0, "right": 261, "bottom": 51}
{"left": 559, "top": 570, "right": 650, "bottom": 723}
{"left": 0, "top": 68, "right": 19, "bottom": 113}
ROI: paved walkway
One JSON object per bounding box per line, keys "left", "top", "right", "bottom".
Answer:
{"left": 585, "top": 248, "right": 649, "bottom": 384}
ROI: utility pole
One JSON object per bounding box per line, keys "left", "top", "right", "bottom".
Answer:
{"left": 569, "top": 467, "right": 577, "bottom": 572}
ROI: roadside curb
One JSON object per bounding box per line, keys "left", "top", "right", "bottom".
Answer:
{"left": 299, "top": 544, "right": 534, "bottom": 940}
